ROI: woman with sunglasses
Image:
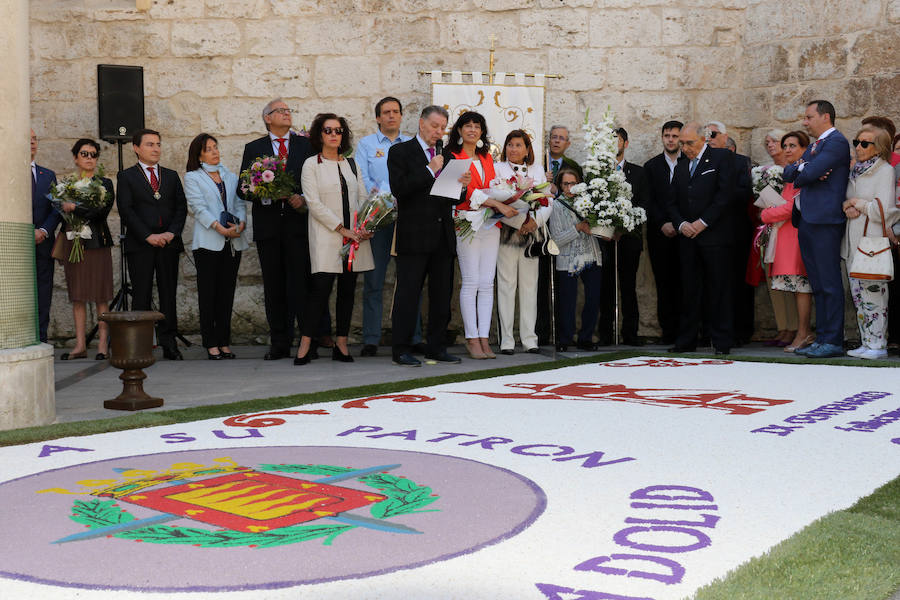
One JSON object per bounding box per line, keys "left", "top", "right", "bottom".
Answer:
{"left": 184, "top": 133, "right": 248, "bottom": 360}
{"left": 447, "top": 111, "right": 517, "bottom": 359}
{"left": 760, "top": 131, "right": 815, "bottom": 353}
{"left": 294, "top": 113, "right": 373, "bottom": 365}
{"left": 841, "top": 125, "right": 899, "bottom": 359}
{"left": 58, "top": 139, "right": 115, "bottom": 360}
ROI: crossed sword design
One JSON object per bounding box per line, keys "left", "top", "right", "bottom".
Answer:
{"left": 54, "top": 463, "right": 421, "bottom": 544}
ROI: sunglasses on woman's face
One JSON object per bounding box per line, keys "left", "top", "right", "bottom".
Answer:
{"left": 852, "top": 139, "right": 874, "bottom": 148}
{"left": 79, "top": 151, "right": 99, "bottom": 158}
{"left": 323, "top": 127, "right": 344, "bottom": 136}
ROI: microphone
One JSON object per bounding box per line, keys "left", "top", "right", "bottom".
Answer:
{"left": 434, "top": 139, "right": 443, "bottom": 156}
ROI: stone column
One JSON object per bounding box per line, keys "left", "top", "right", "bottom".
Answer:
{"left": 0, "top": 0, "right": 55, "bottom": 430}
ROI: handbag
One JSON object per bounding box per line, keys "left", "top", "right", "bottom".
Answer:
{"left": 50, "top": 232, "right": 67, "bottom": 262}
{"left": 524, "top": 222, "right": 559, "bottom": 258}
{"left": 848, "top": 197, "right": 894, "bottom": 281}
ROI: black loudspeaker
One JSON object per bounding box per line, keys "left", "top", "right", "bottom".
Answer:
{"left": 97, "top": 64, "right": 144, "bottom": 142}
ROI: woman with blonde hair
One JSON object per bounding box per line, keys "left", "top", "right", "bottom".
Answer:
{"left": 841, "top": 125, "right": 899, "bottom": 359}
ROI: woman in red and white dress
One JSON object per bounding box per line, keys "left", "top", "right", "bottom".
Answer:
{"left": 447, "top": 111, "right": 517, "bottom": 359}
{"left": 493, "top": 130, "right": 552, "bottom": 354}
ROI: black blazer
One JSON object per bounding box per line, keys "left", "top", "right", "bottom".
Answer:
{"left": 622, "top": 161, "right": 650, "bottom": 237}
{"left": 65, "top": 177, "right": 115, "bottom": 249}
{"left": 387, "top": 138, "right": 464, "bottom": 256}
{"left": 644, "top": 152, "right": 686, "bottom": 228}
{"left": 116, "top": 165, "right": 187, "bottom": 254}
{"left": 665, "top": 146, "right": 735, "bottom": 246}
{"left": 238, "top": 133, "right": 312, "bottom": 242}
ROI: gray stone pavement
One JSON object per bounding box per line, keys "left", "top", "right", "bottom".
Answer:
{"left": 50, "top": 341, "right": 899, "bottom": 425}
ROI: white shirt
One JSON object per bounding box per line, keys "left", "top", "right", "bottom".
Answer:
{"left": 664, "top": 152, "right": 681, "bottom": 182}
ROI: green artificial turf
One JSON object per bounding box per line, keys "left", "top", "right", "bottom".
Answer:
{"left": 2, "top": 350, "right": 898, "bottom": 599}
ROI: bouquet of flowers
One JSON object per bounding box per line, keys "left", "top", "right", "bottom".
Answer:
{"left": 569, "top": 109, "right": 646, "bottom": 238}
{"left": 751, "top": 164, "right": 785, "bottom": 208}
{"left": 49, "top": 166, "right": 108, "bottom": 263}
{"left": 453, "top": 176, "right": 552, "bottom": 242}
{"left": 340, "top": 190, "right": 397, "bottom": 270}
{"left": 239, "top": 155, "right": 298, "bottom": 206}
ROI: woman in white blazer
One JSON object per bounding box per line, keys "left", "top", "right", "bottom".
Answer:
{"left": 841, "top": 125, "right": 899, "bottom": 359}
{"left": 294, "top": 113, "right": 374, "bottom": 365}
{"left": 494, "top": 130, "right": 553, "bottom": 354}
{"left": 184, "top": 133, "right": 248, "bottom": 360}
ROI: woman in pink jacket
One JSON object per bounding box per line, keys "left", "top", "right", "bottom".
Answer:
{"left": 760, "top": 131, "right": 815, "bottom": 352}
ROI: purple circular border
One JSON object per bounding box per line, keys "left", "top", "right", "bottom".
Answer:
{"left": 0, "top": 445, "right": 547, "bottom": 592}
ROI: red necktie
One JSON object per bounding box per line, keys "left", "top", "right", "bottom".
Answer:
{"left": 276, "top": 138, "right": 288, "bottom": 159}
{"left": 148, "top": 166, "right": 162, "bottom": 226}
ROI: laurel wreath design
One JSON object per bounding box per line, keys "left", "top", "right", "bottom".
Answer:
{"left": 67, "top": 463, "right": 439, "bottom": 548}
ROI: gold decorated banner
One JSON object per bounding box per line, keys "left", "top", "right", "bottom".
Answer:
{"left": 432, "top": 71, "right": 545, "bottom": 161}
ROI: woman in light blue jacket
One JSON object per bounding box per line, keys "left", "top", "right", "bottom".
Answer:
{"left": 184, "top": 133, "right": 249, "bottom": 360}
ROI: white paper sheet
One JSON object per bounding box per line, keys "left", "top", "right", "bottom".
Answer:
{"left": 431, "top": 158, "right": 473, "bottom": 199}
{"left": 753, "top": 185, "right": 786, "bottom": 209}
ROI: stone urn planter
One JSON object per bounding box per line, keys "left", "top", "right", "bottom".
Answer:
{"left": 100, "top": 311, "right": 165, "bottom": 410}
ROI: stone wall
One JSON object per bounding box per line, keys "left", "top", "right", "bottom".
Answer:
{"left": 29, "top": 0, "right": 900, "bottom": 346}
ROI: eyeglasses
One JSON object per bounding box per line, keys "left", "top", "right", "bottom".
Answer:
{"left": 708, "top": 130, "right": 720, "bottom": 138}
{"left": 78, "top": 151, "right": 99, "bottom": 158}
{"left": 852, "top": 139, "right": 874, "bottom": 148}
{"left": 323, "top": 127, "right": 344, "bottom": 136}
{"left": 267, "top": 107, "right": 294, "bottom": 115}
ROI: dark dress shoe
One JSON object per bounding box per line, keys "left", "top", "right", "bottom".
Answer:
{"left": 332, "top": 346, "right": 354, "bottom": 362}
{"left": 264, "top": 347, "right": 289, "bottom": 360}
{"left": 392, "top": 353, "right": 422, "bottom": 367}
{"left": 526, "top": 347, "right": 541, "bottom": 354}
{"left": 94, "top": 352, "right": 107, "bottom": 360}
{"left": 219, "top": 349, "right": 236, "bottom": 359}
{"left": 207, "top": 351, "right": 224, "bottom": 360}
{"left": 556, "top": 343, "right": 569, "bottom": 352}
{"left": 500, "top": 348, "right": 515, "bottom": 355}
{"left": 163, "top": 347, "right": 183, "bottom": 360}
{"left": 576, "top": 341, "right": 599, "bottom": 351}
{"left": 411, "top": 342, "right": 429, "bottom": 355}
{"left": 668, "top": 345, "right": 696, "bottom": 353}
{"left": 60, "top": 351, "right": 87, "bottom": 361}
{"left": 293, "top": 354, "right": 310, "bottom": 366}
{"left": 424, "top": 351, "right": 461, "bottom": 364}
{"left": 714, "top": 348, "right": 731, "bottom": 355}
{"left": 360, "top": 344, "right": 377, "bottom": 357}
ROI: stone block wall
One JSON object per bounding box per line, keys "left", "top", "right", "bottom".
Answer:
{"left": 29, "top": 0, "right": 899, "bottom": 346}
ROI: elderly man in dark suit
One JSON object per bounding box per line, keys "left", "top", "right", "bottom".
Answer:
{"left": 238, "top": 98, "right": 329, "bottom": 360}
{"left": 783, "top": 100, "right": 851, "bottom": 359}
{"left": 596, "top": 127, "right": 651, "bottom": 347}
{"left": 116, "top": 128, "right": 187, "bottom": 359}
{"left": 665, "top": 122, "right": 736, "bottom": 355}
{"left": 31, "top": 129, "right": 59, "bottom": 343}
{"left": 387, "top": 105, "right": 470, "bottom": 367}
{"left": 643, "top": 121, "right": 685, "bottom": 344}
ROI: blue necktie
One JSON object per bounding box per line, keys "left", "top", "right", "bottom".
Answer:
{"left": 689, "top": 158, "right": 698, "bottom": 177}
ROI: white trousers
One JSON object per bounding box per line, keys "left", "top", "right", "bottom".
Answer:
{"left": 496, "top": 242, "right": 539, "bottom": 350}
{"left": 457, "top": 227, "right": 500, "bottom": 339}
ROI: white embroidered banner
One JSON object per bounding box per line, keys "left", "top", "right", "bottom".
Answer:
{"left": 433, "top": 73, "right": 546, "bottom": 160}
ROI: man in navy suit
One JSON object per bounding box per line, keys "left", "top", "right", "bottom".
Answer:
{"left": 387, "top": 105, "right": 469, "bottom": 366}
{"left": 116, "top": 129, "right": 187, "bottom": 359}
{"left": 238, "top": 98, "right": 329, "bottom": 360}
{"left": 665, "top": 122, "right": 736, "bottom": 354}
{"left": 783, "top": 100, "right": 850, "bottom": 358}
{"left": 31, "top": 129, "right": 59, "bottom": 343}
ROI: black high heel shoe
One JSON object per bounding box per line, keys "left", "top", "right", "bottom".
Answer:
{"left": 219, "top": 348, "right": 236, "bottom": 359}
{"left": 293, "top": 353, "right": 310, "bottom": 366}
{"left": 207, "top": 350, "right": 224, "bottom": 360}
{"left": 332, "top": 346, "right": 354, "bottom": 363}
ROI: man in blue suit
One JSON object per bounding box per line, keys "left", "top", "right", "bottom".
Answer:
{"left": 31, "top": 129, "right": 59, "bottom": 343}
{"left": 783, "top": 100, "right": 850, "bottom": 358}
